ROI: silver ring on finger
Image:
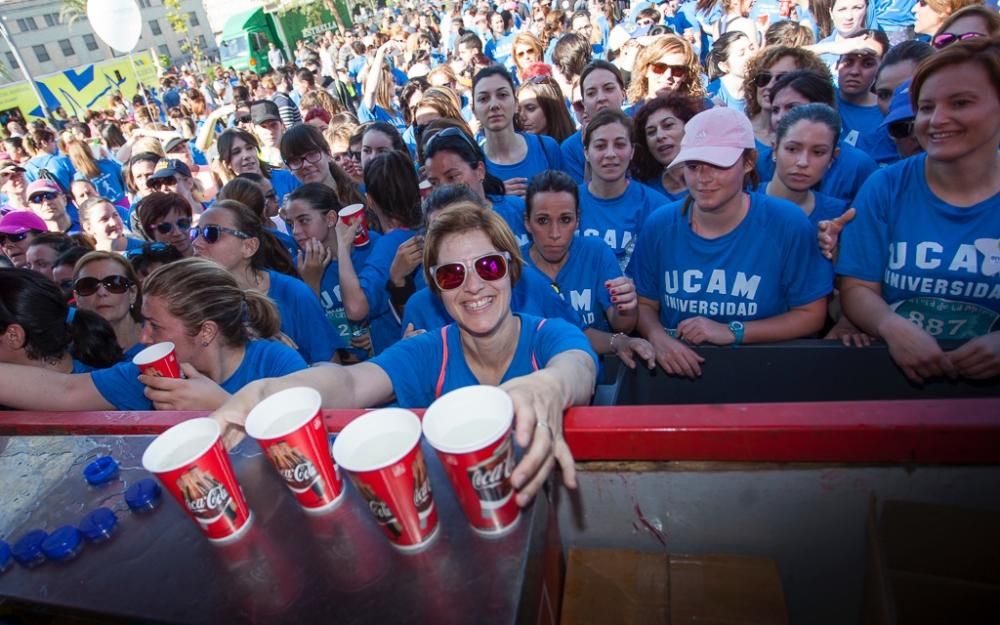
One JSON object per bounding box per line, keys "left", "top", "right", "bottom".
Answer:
{"left": 536, "top": 420, "right": 553, "bottom": 437}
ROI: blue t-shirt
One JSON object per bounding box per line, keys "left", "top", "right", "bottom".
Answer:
{"left": 25, "top": 153, "right": 77, "bottom": 192}
{"left": 485, "top": 32, "right": 516, "bottom": 68}
{"left": 489, "top": 194, "right": 529, "bottom": 247}
{"left": 358, "top": 228, "right": 427, "bottom": 354}
{"left": 706, "top": 79, "right": 745, "bottom": 113}
{"left": 86, "top": 159, "right": 128, "bottom": 204}
{"left": 270, "top": 168, "right": 301, "bottom": 206}
{"left": 483, "top": 132, "right": 562, "bottom": 184}
{"left": 402, "top": 264, "right": 584, "bottom": 333}
{"left": 758, "top": 182, "right": 849, "bottom": 228}
{"left": 521, "top": 236, "right": 623, "bottom": 332}
{"left": 371, "top": 313, "right": 596, "bottom": 408}
{"left": 837, "top": 95, "right": 898, "bottom": 166}
{"left": 869, "top": 0, "right": 917, "bottom": 31}
{"left": 632, "top": 193, "right": 834, "bottom": 329}
{"left": 358, "top": 103, "right": 406, "bottom": 133}
{"left": 836, "top": 154, "right": 1000, "bottom": 339}
{"left": 269, "top": 227, "right": 298, "bottom": 259}
{"left": 560, "top": 131, "right": 586, "bottom": 184}
{"left": 91, "top": 339, "right": 308, "bottom": 411}
{"left": 757, "top": 138, "right": 879, "bottom": 202}
{"left": 318, "top": 232, "right": 380, "bottom": 351}
{"left": 267, "top": 269, "right": 342, "bottom": 363}
{"left": 578, "top": 180, "right": 670, "bottom": 271}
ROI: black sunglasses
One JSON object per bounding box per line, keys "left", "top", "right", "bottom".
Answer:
{"left": 74, "top": 275, "right": 132, "bottom": 296}
{"left": 153, "top": 218, "right": 192, "bottom": 235}
{"left": 931, "top": 31, "right": 984, "bottom": 50}
{"left": 753, "top": 71, "right": 787, "bottom": 89}
{"left": 29, "top": 191, "right": 60, "bottom": 203}
{"left": 236, "top": 114, "right": 253, "bottom": 124}
{"left": 0, "top": 231, "right": 30, "bottom": 244}
{"left": 125, "top": 241, "right": 169, "bottom": 259}
{"left": 148, "top": 176, "right": 178, "bottom": 189}
{"left": 424, "top": 126, "right": 481, "bottom": 158}
{"left": 887, "top": 120, "right": 914, "bottom": 140}
{"left": 189, "top": 224, "right": 251, "bottom": 244}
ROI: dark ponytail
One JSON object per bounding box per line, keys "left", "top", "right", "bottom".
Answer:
{"left": 0, "top": 268, "right": 122, "bottom": 369}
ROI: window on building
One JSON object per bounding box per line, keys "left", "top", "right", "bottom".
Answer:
{"left": 83, "top": 34, "right": 99, "bottom": 51}
{"left": 189, "top": 12, "right": 199, "bottom": 27}
{"left": 198, "top": 35, "right": 208, "bottom": 50}
{"left": 17, "top": 18, "right": 38, "bottom": 32}
{"left": 5, "top": 52, "right": 18, "bottom": 70}
{"left": 149, "top": 20, "right": 162, "bottom": 36}
{"left": 158, "top": 44, "right": 170, "bottom": 59}
{"left": 44, "top": 14, "right": 57, "bottom": 27}
{"left": 59, "top": 39, "right": 76, "bottom": 57}
{"left": 33, "top": 44, "right": 50, "bottom": 63}
{"left": 139, "top": 0, "right": 151, "bottom": 7}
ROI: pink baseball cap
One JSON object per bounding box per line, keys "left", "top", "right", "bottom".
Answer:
{"left": 26, "top": 179, "right": 61, "bottom": 198}
{"left": 668, "top": 107, "right": 756, "bottom": 170}
{"left": 0, "top": 210, "right": 48, "bottom": 235}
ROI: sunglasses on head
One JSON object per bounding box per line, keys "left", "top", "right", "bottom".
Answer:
{"left": 74, "top": 275, "right": 132, "bottom": 296}
{"left": 649, "top": 62, "right": 687, "bottom": 78}
{"left": 887, "top": 120, "right": 914, "bottom": 140}
{"left": 153, "top": 218, "right": 192, "bottom": 235}
{"left": 753, "top": 71, "right": 787, "bottom": 88}
{"left": 190, "top": 224, "right": 251, "bottom": 244}
{"left": 424, "top": 126, "right": 481, "bottom": 158}
{"left": 431, "top": 251, "right": 511, "bottom": 291}
{"left": 931, "top": 31, "right": 984, "bottom": 50}
{"left": 125, "top": 241, "right": 169, "bottom": 259}
{"left": 148, "top": 176, "right": 178, "bottom": 189}
{"left": 29, "top": 191, "right": 59, "bottom": 203}
{"left": 0, "top": 231, "right": 30, "bottom": 244}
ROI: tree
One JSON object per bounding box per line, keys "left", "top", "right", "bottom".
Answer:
{"left": 164, "top": 0, "right": 205, "bottom": 70}
{"left": 59, "top": 0, "right": 88, "bottom": 30}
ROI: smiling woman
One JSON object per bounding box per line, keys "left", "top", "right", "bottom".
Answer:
{"left": 835, "top": 36, "right": 1000, "bottom": 384}
{"left": 209, "top": 202, "right": 598, "bottom": 509}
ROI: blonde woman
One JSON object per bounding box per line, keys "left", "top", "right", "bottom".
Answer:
{"left": 627, "top": 35, "right": 706, "bottom": 105}
{"left": 62, "top": 136, "right": 128, "bottom": 205}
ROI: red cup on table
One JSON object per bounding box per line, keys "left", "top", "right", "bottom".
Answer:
{"left": 419, "top": 180, "right": 433, "bottom": 199}
{"left": 141, "top": 418, "right": 253, "bottom": 543}
{"left": 132, "top": 341, "right": 181, "bottom": 378}
{"left": 422, "top": 385, "right": 521, "bottom": 536}
{"left": 338, "top": 203, "right": 370, "bottom": 247}
{"left": 332, "top": 408, "right": 439, "bottom": 551}
{"left": 244, "top": 387, "right": 345, "bottom": 514}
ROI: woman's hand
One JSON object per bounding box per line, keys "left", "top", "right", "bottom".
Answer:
{"left": 500, "top": 369, "right": 578, "bottom": 507}
{"left": 140, "top": 363, "right": 231, "bottom": 411}
{"left": 297, "top": 238, "right": 332, "bottom": 287}
{"left": 948, "top": 332, "right": 1000, "bottom": 380}
{"left": 334, "top": 217, "right": 359, "bottom": 254}
{"left": 818, "top": 208, "right": 856, "bottom": 260}
{"left": 389, "top": 235, "right": 424, "bottom": 287}
{"left": 341, "top": 156, "right": 363, "bottom": 183}
{"left": 614, "top": 336, "right": 656, "bottom": 370}
{"left": 503, "top": 177, "right": 529, "bottom": 197}
{"left": 649, "top": 331, "right": 705, "bottom": 378}
{"left": 824, "top": 315, "right": 874, "bottom": 347}
{"left": 606, "top": 276, "right": 638, "bottom": 313}
{"left": 880, "top": 314, "right": 957, "bottom": 383}
{"left": 676, "top": 316, "right": 735, "bottom": 346}
{"left": 403, "top": 322, "right": 426, "bottom": 339}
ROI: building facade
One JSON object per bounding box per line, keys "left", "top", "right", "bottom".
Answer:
{"left": 0, "top": 0, "right": 218, "bottom": 85}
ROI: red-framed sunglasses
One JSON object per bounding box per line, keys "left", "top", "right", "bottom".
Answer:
{"left": 431, "top": 251, "right": 511, "bottom": 291}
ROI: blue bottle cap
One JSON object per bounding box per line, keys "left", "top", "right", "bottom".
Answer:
{"left": 12, "top": 529, "right": 48, "bottom": 567}
{"left": 125, "top": 478, "right": 162, "bottom": 511}
{"left": 83, "top": 456, "right": 120, "bottom": 485}
{"left": 79, "top": 508, "right": 118, "bottom": 542}
{"left": 41, "top": 526, "right": 83, "bottom": 562}
{"left": 0, "top": 540, "right": 10, "bottom": 571}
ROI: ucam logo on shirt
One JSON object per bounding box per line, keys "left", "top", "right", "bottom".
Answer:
{"left": 661, "top": 269, "right": 763, "bottom": 318}
{"left": 568, "top": 288, "right": 596, "bottom": 326}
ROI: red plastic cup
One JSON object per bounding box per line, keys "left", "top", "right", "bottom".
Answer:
{"left": 419, "top": 180, "right": 432, "bottom": 199}
{"left": 422, "top": 385, "right": 520, "bottom": 536}
{"left": 332, "top": 408, "right": 439, "bottom": 551}
{"left": 141, "top": 418, "right": 253, "bottom": 543}
{"left": 338, "top": 203, "right": 369, "bottom": 247}
{"left": 132, "top": 342, "right": 181, "bottom": 378}
{"left": 244, "top": 387, "right": 345, "bottom": 514}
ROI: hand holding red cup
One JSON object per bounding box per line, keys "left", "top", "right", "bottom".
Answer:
{"left": 133, "top": 342, "right": 182, "bottom": 378}
{"left": 338, "top": 204, "right": 370, "bottom": 247}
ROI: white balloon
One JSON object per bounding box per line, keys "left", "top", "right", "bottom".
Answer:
{"left": 87, "top": 0, "right": 142, "bottom": 53}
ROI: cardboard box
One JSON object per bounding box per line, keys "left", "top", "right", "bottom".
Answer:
{"left": 560, "top": 548, "right": 788, "bottom": 625}
{"left": 863, "top": 499, "right": 1000, "bottom": 625}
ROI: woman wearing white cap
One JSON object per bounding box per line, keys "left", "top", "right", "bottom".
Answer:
{"left": 632, "top": 106, "right": 832, "bottom": 378}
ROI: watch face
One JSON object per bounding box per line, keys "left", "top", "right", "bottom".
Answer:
{"left": 731, "top": 321, "right": 744, "bottom": 330}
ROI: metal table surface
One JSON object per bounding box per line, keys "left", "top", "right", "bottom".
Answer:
{"left": 0, "top": 434, "right": 547, "bottom": 625}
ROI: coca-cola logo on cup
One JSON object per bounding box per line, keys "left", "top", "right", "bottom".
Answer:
{"left": 179, "top": 467, "right": 235, "bottom": 524}
{"left": 280, "top": 460, "right": 318, "bottom": 486}
{"left": 466, "top": 437, "right": 515, "bottom": 504}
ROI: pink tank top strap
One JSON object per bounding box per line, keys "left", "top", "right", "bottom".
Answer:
{"left": 529, "top": 318, "right": 547, "bottom": 372}
{"left": 434, "top": 325, "right": 451, "bottom": 399}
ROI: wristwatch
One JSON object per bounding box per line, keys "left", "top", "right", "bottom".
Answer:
{"left": 728, "top": 321, "right": 744, "bottom": 346}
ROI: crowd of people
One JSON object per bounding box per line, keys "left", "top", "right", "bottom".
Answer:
{"left": 1, "top": 0, "right": 998, "bottom": 502}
